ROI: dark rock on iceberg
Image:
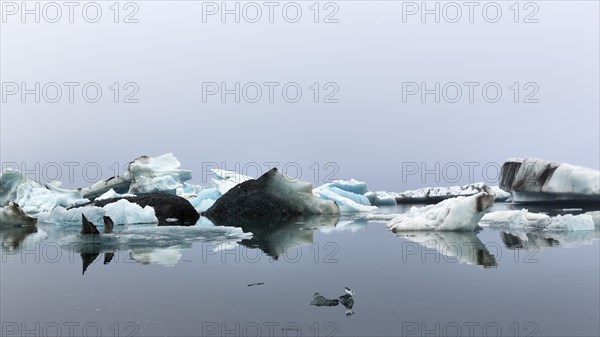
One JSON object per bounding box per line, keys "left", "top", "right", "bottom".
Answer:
{"left": 76, "top": 192, "right": 200, "bottom": 226}
{"left": 203, "top": 168, "right": 338, "bottom": 223}
{"left": 499, "top": 158, "right": 600, "bottom": 203}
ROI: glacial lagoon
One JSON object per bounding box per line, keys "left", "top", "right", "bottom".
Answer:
{"left": 1, "top": 203, "right": 598, "bottom": 337}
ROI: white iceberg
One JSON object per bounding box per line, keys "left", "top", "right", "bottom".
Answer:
{"left": 490, "top": 186, "right": 511, "bottom": 201}
{"left": 386, "top": 192, "right": 495, "bottom": 232}
{"left": 38, "top": 199, "right": 158, "bottom": 226}
{"left": 480, "top": 209, "right": 596, "bottom": 231}
{"left": 0, "top": 170, "right": 89, "bottom": 215}
{"left": 211, "top": 169, "right": 252, "bottom": 195}
{"left": 102, "top": 199, "right": 158, "bottom": 224}
{"left": 391, "top": 182, "right": 499, "bottom": 203}
{"left": 82, "top": 153, "right": 192, "bottom": 199}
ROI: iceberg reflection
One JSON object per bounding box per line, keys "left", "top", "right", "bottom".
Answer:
{"left": 207, "top": 213, "right": 340, "bottom": 259}
{"left": 394, "top": 231, "right": 498, "bottom": 268}
{"left": 501, "top": 229, "right": 600, "bottom": 250}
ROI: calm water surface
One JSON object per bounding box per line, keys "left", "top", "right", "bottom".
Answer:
{"left": 1, "top": 203, "right": 599, "bottom": 337}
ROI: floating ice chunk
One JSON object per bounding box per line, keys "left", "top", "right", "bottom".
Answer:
{"left": 544, "top": 214, "right": 595, "bottom": 231}
{"left": 586, "top": 211, "right": 600, "bottom": 227}
{"left": 481, "top": 209, "right": 596, "bottom": 231}
{"left": 386, "top": 192, "right": 495, "bottom": 232}
{"left": 499, "top": 158, "right": 600, "bottom": 203}
{"left": 38, "top": 199, "right": 158, "bottom": 226}
{"left": 96, "top": 189, "right": 136, "bottom": 201}
{"left": 211, "top": 169, "right": 252, "bottom": 195}
{"left": 391, "top": 183, "right": 495, "bottom": 204}
{"left": 315, "top": 188, "right": 377, "bottom": 213}
{"left": 102, "top": 199, "right": 158, "bottom": 225}
{"left": 0, "top": 169, "right": 89, "bottom": 215}
{"left": 365, "top": 191, "right": 397, "bottom": 206}
{"left": 37, "top": 206, "right": 105, "bottom": 225}
{"left": 490, "top": 186, "right": 511, "bottom": 201}
{"left": 480, "top": 209, "right": 550, "bottom": 229}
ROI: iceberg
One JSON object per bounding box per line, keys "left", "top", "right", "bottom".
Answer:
{"left": 314, "top": 179, "right": 379, "bottom": 212}
{"left": 386, "top": 192, "right": 495, "bottom": 232}
{"left": 102, "top": 199, "right": 158, "bottom": 225}
{"left": 203, "top": 168, "right": 339, "bottom": 222}
{"left": 39, "top": 193, "right": 197, "bottom": 226}
{"left": 499, "top": 158, "right": 600, "bottom": 203}
{"left": 81, "top": 153, "right": 192, "bottom": 199}
{"left": 0, "top": 169, "right": 89, "bottom": 215}
{"left": 390, "top": 182, "right": 501, "bottom": 203}
{"left": 211, "top": 169, "right": 252, "bottom": 195}
{"left": 480, "top": 209, "right": 596, "bottom": 231}
{"left": 87, "top": 193, "right": 199, "bottom": 226}
{"left": 314, "top": 187, "right": 377, "bottom": 213}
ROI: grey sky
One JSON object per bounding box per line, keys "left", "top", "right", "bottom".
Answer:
{"left": 1, "top": 1, "right": 598, "bottom": 191}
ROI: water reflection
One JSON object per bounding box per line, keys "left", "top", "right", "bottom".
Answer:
{"left": 501, "top": 229, "right": 600, "bottom": 250}
{"left": 0, "top": 225, "right": 41, "bottom": 252}
{"left": 394, "top": 231, "right": 498, "bottom": 268}
{"left": 206, "top": 213, "right": 340, "bottom": 259}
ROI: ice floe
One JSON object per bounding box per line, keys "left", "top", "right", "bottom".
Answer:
{"left": 390, "top": 182, "right": 500, "bottom": 203}
{"left": 480, "top": 210, "right": 597, "bottom": 231}
{"left": 386, "top": 192, "right": 495, "bottom": 232}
